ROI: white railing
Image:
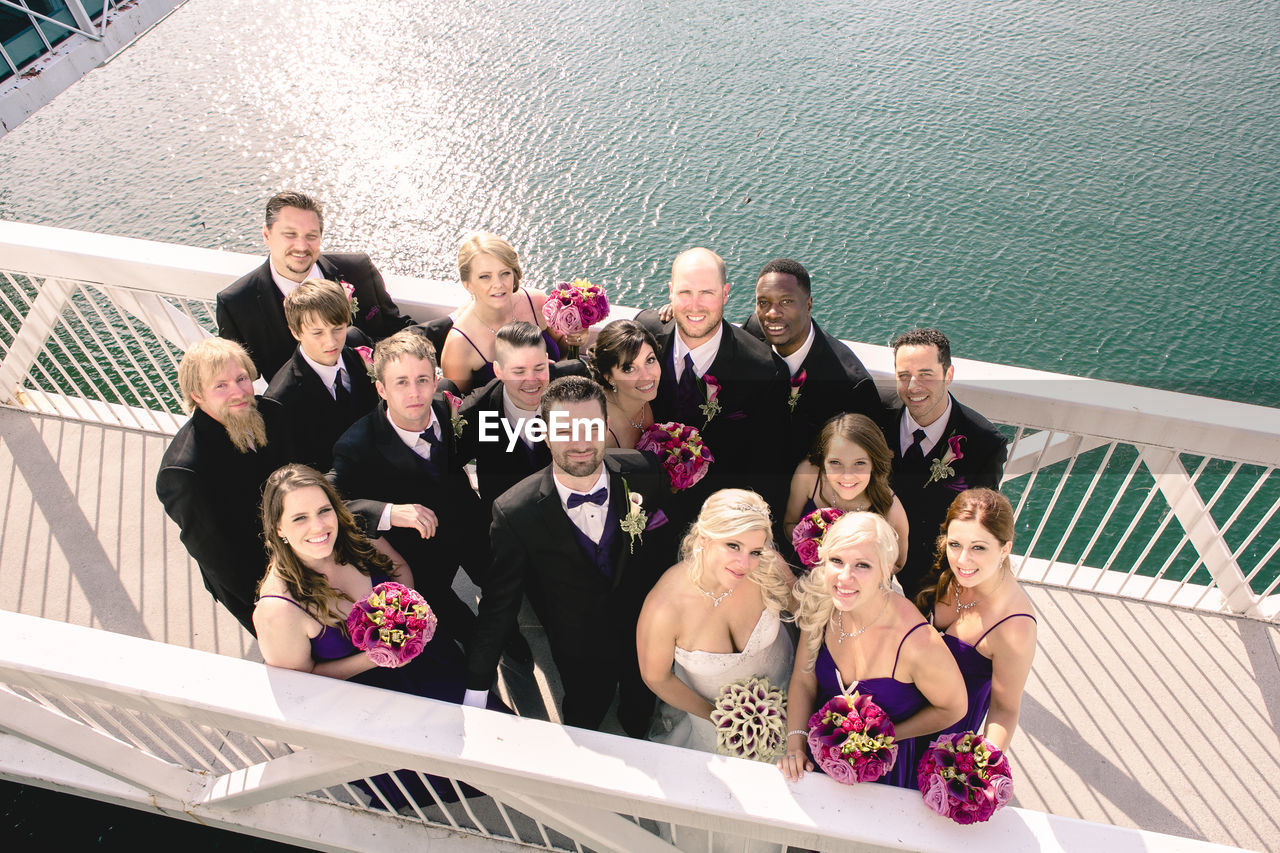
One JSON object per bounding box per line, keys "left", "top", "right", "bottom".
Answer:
{"left": 0, "top": 610, "right": 1237, "bottom": 853}
{"left": 2, "top": 220, "right": 1277, "bottom": 621}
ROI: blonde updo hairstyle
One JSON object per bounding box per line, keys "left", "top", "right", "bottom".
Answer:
{"left": 793, "top": 511, "right": 900, "bottom": 668}
{"left": 679, "top": 489, "right": 791, "bottom": 615}
{"left": 458, "top": 232, "right": 523, "bottom": 293}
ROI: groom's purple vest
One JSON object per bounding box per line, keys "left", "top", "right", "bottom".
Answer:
{"left": 568, "top": 497, "right": 620, "bottom": 579}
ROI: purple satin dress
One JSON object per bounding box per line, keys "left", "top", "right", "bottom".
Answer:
{"left": 813, "top": 622, "right": 930, "bottom": 789}
{"left": 940, "top": 613, "right": 1036, "bottom": 736}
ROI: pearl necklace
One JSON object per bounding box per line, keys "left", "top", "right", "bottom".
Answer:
{"left": 836, "top": 594, "right": 890, "bottom": 643}
{"left": 697, "top": 582, "right": 735, "bottom": 608}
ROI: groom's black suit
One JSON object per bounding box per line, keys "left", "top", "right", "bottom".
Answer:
{"left": 217, "top": 253, "right": 413, "bottom": 381}
{"left": 884, "top": 395, "right": 1008, "bottom": 600}
{"left": 466, "top": 450, "right": 674, "bottom": 735}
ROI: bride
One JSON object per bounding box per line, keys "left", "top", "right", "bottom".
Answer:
{"left": 636, "top": 489, "right": 795, "bottom": 752}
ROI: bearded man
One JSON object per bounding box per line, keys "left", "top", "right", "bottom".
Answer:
{"left": 157, "top": 338, "right": 297, "bottom": 633}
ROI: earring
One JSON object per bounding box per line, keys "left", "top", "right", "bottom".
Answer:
{"left": 281, "top": 537, "right": 289, "bottom": 544}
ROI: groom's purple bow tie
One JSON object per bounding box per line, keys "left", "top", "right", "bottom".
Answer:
{"left": 567, "top": 488, "right": 608, "bottom": 508}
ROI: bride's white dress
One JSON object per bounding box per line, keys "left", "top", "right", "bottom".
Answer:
{"left": 650, "top": 607, "right": 795, "bottom": 752}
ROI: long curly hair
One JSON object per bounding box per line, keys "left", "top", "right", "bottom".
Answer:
{"left": 805, "top": 413, "right": 895, "bottom": 516}
{"left": 679, "top": 489, "right": 792, "bottom": 615}
{"left": 915, "top": 488, "right": 1015, "bottom": 616}
{"left": 792, "top": 512, "right": 899, "bottom": 669}
{"left": 258, "top": 464, "right": 392, "bottom": 627}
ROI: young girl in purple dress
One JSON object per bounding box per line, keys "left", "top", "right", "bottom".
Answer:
{"left": 778, "top": 512, "right": 965, "bottom": 789}
{"left": 916, "top": 489, "right": 1037, "bottom": 751}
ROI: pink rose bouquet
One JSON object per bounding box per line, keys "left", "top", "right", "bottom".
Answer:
{"left": 807, "top": 692, "right": 897, "bottom": 783}
{"left": 916, "top": 731, "right": 1013, "bottom": 824}
{"left": 345, "top": 582, "right": 437, "bottom": 668}
{"left": 542, "top": 278, "right": 610, "bottom": 357}
{"left": 790, "top": 507, "right": 846, "bottom": 569}
{"left": 636, "top": 421, "right": 714, "bottom": 492}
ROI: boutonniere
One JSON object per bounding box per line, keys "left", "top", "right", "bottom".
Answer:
{"left": 354, "top": 345, "right": 374, "bottom": 371}
{"left": 925, "top": 433, "right": 966, "bottom": 486}
{"left": 787, "top": 369, "right": 807, "bottom": 413}
{"left": 442, "top": 391, "right": 467, "bottom": 439}
{"left": 699, "top": 373, "right": 723, "bottom": 424}
{"left": 619, "top": 478, "right": 648, "bottom": 553}
{"left": 339, "top": 280, "right": 359, "bottom": 321}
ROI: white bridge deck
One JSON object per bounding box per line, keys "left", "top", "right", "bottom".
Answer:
{"left": 2, "top": 222, "right": 1279, "bottom": 852}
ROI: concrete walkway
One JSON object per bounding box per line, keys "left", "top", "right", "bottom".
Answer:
{"left": 2, "top": 406, "right": 1277, "bottom": 851}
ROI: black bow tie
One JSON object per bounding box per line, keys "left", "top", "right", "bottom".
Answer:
{"left": 566, "top": 487, "right": 608, "bottom": 508}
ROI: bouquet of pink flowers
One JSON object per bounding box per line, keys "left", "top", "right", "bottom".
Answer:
{"left": 917, "top": 731, "right": 1013, "bottom": 824}
{"left": 790, "top": 507, "right": 846, "bottom": 569}
{"left": 542, "top": 279, "right": 610, "bottom": 356}
{"left": 709, "top": 676, "right": 787, "bottom": 763}
{"left": 345, "top": 582, "right": 438, "bottom": 668}
{"left": 636, "top": 421, "right": 714, "bottom": 492}
{"left": 807, "top": 692, "right": 897, "bottom": 783}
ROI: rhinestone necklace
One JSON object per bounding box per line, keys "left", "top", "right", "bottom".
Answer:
{"left": 836, "top": 594, "right": 890, "bottom": 643}
{"left": 697, "top": 582, "right": 735, "bottom": 608}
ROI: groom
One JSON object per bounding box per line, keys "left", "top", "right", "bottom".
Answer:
{"left": 463, "top": 376, "right": 674, "bottom": 736}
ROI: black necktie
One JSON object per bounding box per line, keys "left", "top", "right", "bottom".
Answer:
{"left": 419, "top": 428, "right": 441, "bottom": 456}
{"left": 904, "top": 428, "right": 927, "bottom": 465}
{"left": 675, "top": 352, "right": 699, "bottom": 421}
{"left": 333, "top": 369, "right": 350, "bottom": 405}
{"left": 567, "top": 487, "right": 608, "bottom": 509}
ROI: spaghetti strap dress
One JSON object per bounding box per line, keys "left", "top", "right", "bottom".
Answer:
{"left": 448, "top": 290, "right": 561, "bottom": 389}
{"left": 940, "top": 612, "right": 1037, "bottom": 735}
{"left": 814, "top": 621, "right": 930, "bottom": 789}
{"left": 257, "top": 569, "right": 506, "bottom": 809}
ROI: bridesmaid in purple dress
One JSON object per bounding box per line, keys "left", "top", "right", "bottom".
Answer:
{"left": 778, "top": 512, "right": 965, "bottom": 789}
{"left": 915, "top": 489, "right": 1037, "bottom": 751}
{"left": 252, "top": 465, "right": 502, "bottom": 808}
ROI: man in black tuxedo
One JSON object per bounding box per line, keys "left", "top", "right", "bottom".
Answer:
{"left": 265, "top": 280, "right": 378, "bottom": 472}
{"left": 457, "top": 321, "right": 587, "bottom": 517}
{"left": 328, "top": 330, "right": 486, "bottom": 647}
{"left": 741, "top": 258, "right": 883, "bottom": 468}
{"left": 463, "top": 377, "right": 674, "bottom": 736}
{"left": 156, "top": 338, "right": 297, "bottom": 633}
{"left": 217, "top": 190, "right": 413, "bottom": 380}
{"left": 883, "top": 328, "right": 1008, "bottom": 600}
{"left": 635, "top": 247, "right": 789, "bottom": 503}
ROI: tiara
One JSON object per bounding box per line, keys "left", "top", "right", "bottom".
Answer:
{"left": 729, "top": 502, "right": 770, "bottom": 519}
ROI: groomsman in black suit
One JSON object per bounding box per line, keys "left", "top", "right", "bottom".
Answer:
{"left": 463, "top": 377, "right": 674, "bottom": 736}
{"left": 741, "top": 258, "right": 884, "bottom": 468}
{"left": 156, "top": 338, "right": 297, "bottom": 633}
{"left": 265, "top": 280, "right": 378, "bottom": 472}
{"left": 328, "top": 331, "right": 486, "bottom": 647}
{"left": 456, "top": 321, "right": 586, "bottom": 516}
{"left": 883, "top": 328, "right": 1008, "bottom": 600}
{"left": 217, "top": 190, "right": 413, "bottom": 380}
{"left": 635, "top": 247, "right": 789, "bottom": 502}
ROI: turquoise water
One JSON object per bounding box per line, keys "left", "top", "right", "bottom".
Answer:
{"left": 1, "top": 0, "right": 1277, "bottom": 404}
{"left": 1, "top": 0, "right": 1278, "bottom": 844}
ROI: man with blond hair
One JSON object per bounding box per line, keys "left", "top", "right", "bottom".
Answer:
{"left": 329, "top": 330, "right": 487, "bottom": 648}
{"left": 157, "top": 338, "right": 297, "bottom": 632}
